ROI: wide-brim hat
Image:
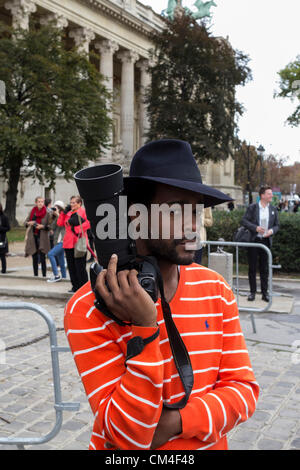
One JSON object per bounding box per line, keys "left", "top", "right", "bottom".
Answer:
{"left": 124, "top": 139, "right": 233, "bottom": 208}
{"left": 54, "top": 200, "right": 65, "bottom": 210}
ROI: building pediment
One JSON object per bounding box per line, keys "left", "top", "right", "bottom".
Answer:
{"left": 77, "top": 0, "right": 163, "bottom": 37}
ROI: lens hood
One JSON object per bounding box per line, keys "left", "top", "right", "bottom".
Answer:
{"left": 74, "top": 164, "right": 123, "bottom": 201}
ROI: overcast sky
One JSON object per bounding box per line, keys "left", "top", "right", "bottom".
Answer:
{"left": 139, "top": 0, "right": 300, "bottom": 165}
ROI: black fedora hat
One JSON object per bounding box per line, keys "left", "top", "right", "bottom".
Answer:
{"left": 124, "top": 139, "right": 233, "bottom": 208}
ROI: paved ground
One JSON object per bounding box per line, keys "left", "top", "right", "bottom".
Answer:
{"left": 0, "top": 242, "right": 300, "bottom": 450}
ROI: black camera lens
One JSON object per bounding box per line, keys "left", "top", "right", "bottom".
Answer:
{"left": 74, "top": 164, "right": 135, "bottom": 270}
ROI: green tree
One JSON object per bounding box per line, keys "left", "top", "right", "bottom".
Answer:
{"left": 145, "top": 14, "right": 252, "bottom": 163}
{"left": 275, "top": 56, "right": 300, "bottom": 127}
{"left": 233, "top": 141, "right": 262, "bottom": 203}
{"left": 0, "top": 22, "right": 112, "bottom": 225}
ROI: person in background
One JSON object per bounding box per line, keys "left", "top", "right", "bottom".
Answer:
{"left": 283, "top": 200, "right": 289, "bottom": 212}
{"left": 0, "top": 202, "right": 10, "bottom": 274}
{"left": 293, "top": 196, "right": 299, "bottom": 213}
{"left": 242, "top": 186, "right": 279, "bottom": 302}
{"left": 87, "top": 228, "right": 95, "bottom": 263}
{"left": 24, "top": 196, "right": 51, "bottom": 277}
{"left": 194, "top": 206, "right": 213, "bottom": 265}
{"left": 45, "top": 198, "right": 54, "bottom": 249}
{"left": 57, "top": 195, "right": 90, "bottom": 293}
{"left": 47, "top": 201, "right": 67, "bottom": 283}
{"left": 227, "top": 201, "right": 235, "bottom": 211}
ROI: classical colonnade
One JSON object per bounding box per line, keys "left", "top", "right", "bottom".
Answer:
{"left": 4, "top": 0, "right": 153, "bottom": 158}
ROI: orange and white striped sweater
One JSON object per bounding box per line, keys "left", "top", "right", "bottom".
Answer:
{"left": 64, "top": 263, "right": 259, "bottom": 450}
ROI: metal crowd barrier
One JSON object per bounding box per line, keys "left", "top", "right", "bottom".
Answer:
{"left": 206, "top": 240, "right": 274, "bottom": 334}
{"left": 0, "top": 302, "right": 80, "bottom": 450}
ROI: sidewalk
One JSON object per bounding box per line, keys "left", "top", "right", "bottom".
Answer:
{"left": 0, "top": 241, "right": 79, "bottom": 300}
{"left": 0, "top": 242, "right": 300, "bottom": 450}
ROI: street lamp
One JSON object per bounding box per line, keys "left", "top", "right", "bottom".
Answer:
{"left": 257, "top": 145, "right": 265, "bottom": 186}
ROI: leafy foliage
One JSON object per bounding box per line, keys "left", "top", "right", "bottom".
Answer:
{"left": 145, "top": 14, "right": 252, "bottom": 163}
{"left": 275, "top": 56, "right": 300, "bottom": 127}
{"left": 272, "top": 213, "right": 300, "bottom": 272}
{"left": 0, "top": 22, "right": 112, "bottom": 224}
{"left": 207, "top": 209, "right": 300, "bottom": 272}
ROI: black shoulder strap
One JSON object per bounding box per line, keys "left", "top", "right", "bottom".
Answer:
{"left": 90, "top": 258, "right": 194, "bottom": 409}
{"left": 153, "top": 261, "right": 194, "bottom": 409}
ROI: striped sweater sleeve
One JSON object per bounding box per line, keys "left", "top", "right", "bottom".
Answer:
{"left": 179, "top": 277, "right": 259, "bottom": 443}
{"left": 64, "top": 291, "right": 164, "bottom": 450}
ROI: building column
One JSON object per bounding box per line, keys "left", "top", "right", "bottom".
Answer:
{"left": 69, "top": 27, "right": 95, "bottom": 55}
{"left": 39, "top": 12, "right": 68, "bottom": 30}
{"left": 96, "top": 39, "right": 119, "bottom": 92}
{"left": 5, "top": 0, "right": 37, "bottom": 30}
{"left": 117, "top": 50, "right": 139, "bottom": 157}
{"left": 137, "top": 59, "right": 151, "bottom": 146}
{"left": 95, "top": 39, "right": 119, "bottom": 159}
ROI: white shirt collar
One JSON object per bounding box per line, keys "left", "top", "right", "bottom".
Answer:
{"left": 259, "top": 201, "right": 269, "bottom": 210}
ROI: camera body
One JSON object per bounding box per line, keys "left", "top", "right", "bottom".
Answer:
{"left": 74, "top": 164, "right": 159, "bottom": 323}
{"left": 89, "top": 258, "right": 158, "bottom": 326}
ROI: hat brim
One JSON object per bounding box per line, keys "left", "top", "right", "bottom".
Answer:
{"left": 124, "top": 176, "right": 233, "bottom": 208}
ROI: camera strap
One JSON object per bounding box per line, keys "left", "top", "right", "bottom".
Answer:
{"left": 90, "top": 258, "right": 194, "bottom": 409}
{"left": 147, "top": 257, "right": 194, "bottom": 409}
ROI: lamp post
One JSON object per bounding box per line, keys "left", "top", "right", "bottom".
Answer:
{"left": 235, "top": 141, "right": 252, "bottom": 205}
{"left": 257, "top": 145, "right": 265, "bottom": 186}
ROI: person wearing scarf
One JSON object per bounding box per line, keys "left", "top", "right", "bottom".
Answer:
{"left": 24, "top": 197, "right": 51, "bottom": 277}
{"left": 29, "top": 204, "right": 47, "bottom": 235}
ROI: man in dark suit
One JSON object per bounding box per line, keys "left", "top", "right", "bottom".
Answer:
{"left": 242, "top": 186, "right": 279, "bottom": 302}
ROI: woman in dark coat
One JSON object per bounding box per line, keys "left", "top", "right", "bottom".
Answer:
{"left": 24, "top": 197, "right": 51, "bottom": 277}
{"left": 0, "top": 203, "right": 10, "bottom": 274}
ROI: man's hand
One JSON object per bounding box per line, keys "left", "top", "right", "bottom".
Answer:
{"left": 263, "top": 229, "right": 273, "bottom": 238}
{"left": 150, "top": 408, "right": 182, "bottom": 449}
{"left": 95, "top": 254, "right": 158, "bottom": 327}
{"left": 256, "top": 226, "right": 265, "bottom": 235}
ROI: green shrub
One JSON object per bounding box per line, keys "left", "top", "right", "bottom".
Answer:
{"left": 206, "top": 209, "right": 300, "bottom": 273}
{"left": 272, "top": 213, "right": 300, "bottom": 272}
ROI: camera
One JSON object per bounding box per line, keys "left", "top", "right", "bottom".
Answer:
{"left": 74, "top": 164, "right": 158, "bottom": 325}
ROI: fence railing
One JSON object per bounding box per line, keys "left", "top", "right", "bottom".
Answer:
{"left": 206, "top": 240, "right": 273, "bottom": 334}
{"left": 0, "top": 302, "right": 80, "bottom": 449}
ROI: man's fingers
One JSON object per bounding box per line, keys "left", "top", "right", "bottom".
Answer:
{"left": 128, "top": 269, "right": 140, "bottom": 290}
{"left": 95, "top": 269, "right": 110, "bottom": 299}
{"left": 106, "top": 254, "right": 120, "bottom": 294}
{"left": 117, "top": 270, "right": 130, "bottom": 291}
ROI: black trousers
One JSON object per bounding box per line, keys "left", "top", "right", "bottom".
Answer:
{"left": 0, "top": 253, "right": 6, "bottom": 273}
{"left": 32, "top": 234, "right": 46, "bottom": 277}
{"left": 247, "top": 237, "right": 271, "bottom": 295}
{"left": 65, "top": 248, "right": 88, "bottom": 291}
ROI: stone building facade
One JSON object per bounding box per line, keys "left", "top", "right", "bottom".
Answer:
{"left": 0, "top": 0, "right": 242, "bottom": 222}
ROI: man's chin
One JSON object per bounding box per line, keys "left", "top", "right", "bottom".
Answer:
{"left": 176, "top": 246, "right": 196, "bottom": 265}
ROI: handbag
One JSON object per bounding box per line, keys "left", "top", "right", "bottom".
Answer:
{"left": 74, "top": 214, "right": 87, "bottom": 258}
{"left": 0, "top": 239, "right": 7, "bottom": 250}
{"left": 233, "top": 226, "right": 252, "bottom": 243}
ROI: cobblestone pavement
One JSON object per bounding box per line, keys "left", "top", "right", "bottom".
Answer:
{"left": 0, "top": 281, "right": 300, "bottom": 450}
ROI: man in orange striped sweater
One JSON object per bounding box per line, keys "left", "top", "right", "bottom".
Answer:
{"left": 64, "top": 140, "right": 259, "bottom": 450}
